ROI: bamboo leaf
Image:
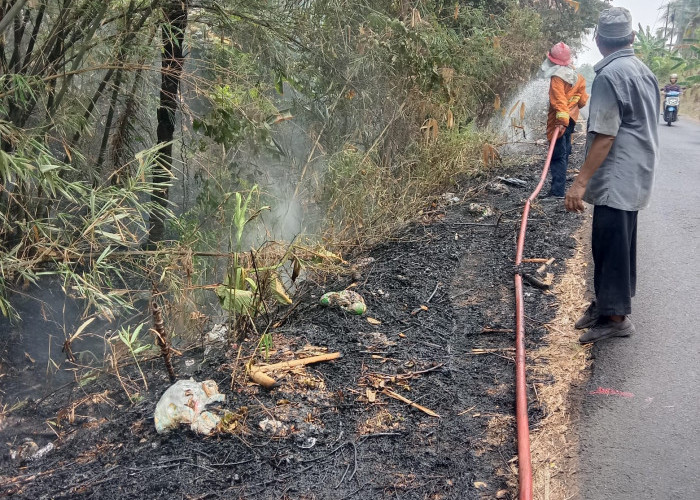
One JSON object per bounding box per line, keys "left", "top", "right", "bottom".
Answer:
{"left": 266, "top": 109, "right": 293, "bottom": 125}
{"left": 70, "top": 317, "right": 95, "bottom": 342}
{"left": 130, "top": 323, "right": 144, "bottom": 344}
{"left": 96, "top": 246, "right": 113, "bottom": 265}
{"left": 269, "top": 274, "right": 292, "bottom": 305}
{"left": 0, "top": 297, "right": 13, "bottom": 318}
{"left": 38, "top": 163, "right": 62, "bottom": 174}
{"left": 94, "top": 229, "right": 126, "bottom": 243}
{"left": 508, "top": 100, "right": 520, "bottom": 117}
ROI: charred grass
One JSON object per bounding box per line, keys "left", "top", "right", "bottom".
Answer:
{"left": 0, "top": 144, "right": 590, "bottom": 499}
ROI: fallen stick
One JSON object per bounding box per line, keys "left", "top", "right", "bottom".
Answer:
{"left": 481, "top": 328, "right": 514, "bottom": 334}
{"left": 374, "top": 363, "right": 445, "bottom": 380}
{"left": 449, "top": 290, "right": 470, "bottom": 300}
{"left": 258, "top": 352, "right": 341, "bottom": 372}
{"left": 426, "top": 282, "right": 440, "bottom": 303}
{"left": 453, "top": 222, "right": 497, "bottom": 227}
{"left": 522, "top": 272, "right": 551, "bottom": 290}
{"left": 410, "top": 305, "right": 428, "bottom": 316}
{"left": 457, "top": 405, "right": 477, "bottom": 416}
{"left": 469, "top": 347, "right": 516, "bottom": 354}
{"left": 537, "top": 257, "right": 556, "bottom": 275}
{"left": 521, "top": 258, "right": 549, "bottom": 263}
{"left": 382, "top": 389, "right": 440, "bottom": 418}
{"left": 249, "top": 369, "right": 278, "bottom": 389}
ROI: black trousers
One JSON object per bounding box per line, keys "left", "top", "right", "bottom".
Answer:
{"left": 592, "top": 205, "right": 638, "bottom": 316}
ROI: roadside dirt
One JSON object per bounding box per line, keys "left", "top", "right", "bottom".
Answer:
{"left": 0, "top": 143, "right": 588, "bottom": 499}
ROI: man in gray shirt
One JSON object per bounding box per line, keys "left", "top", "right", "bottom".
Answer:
{"left": 565, "top": 7, "right": 660, "bottom": 343}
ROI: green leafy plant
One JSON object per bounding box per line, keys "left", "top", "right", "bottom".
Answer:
{"left": 115, "top": 323, "right": 151, "bottom": 391}
{"left": 0, "top": 135, "right": 175, "bottom": 320}
{"left": 258, "top": 332, "right": 273, "bottom": 359}
{"left": 210, "top": 186, "right": 293, "bottom": 333}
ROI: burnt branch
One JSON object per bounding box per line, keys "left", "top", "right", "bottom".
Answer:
{"left": 151, "top": 300, "right": 177, "bottom": 383}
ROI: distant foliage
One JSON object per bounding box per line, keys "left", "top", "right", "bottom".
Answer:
{"left": 635, "top": 23, "right": 700, "bottom": 86}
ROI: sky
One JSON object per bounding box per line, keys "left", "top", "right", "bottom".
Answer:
{"left": 575, "top": 0, "right": 671, "bottom": 66}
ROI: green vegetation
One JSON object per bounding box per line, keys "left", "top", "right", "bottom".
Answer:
{"left": 635, "top": 24, "right": 700, "bottom": 87}
{"left": 633, "top": 1, "right": 699, "bottom": 119}
{"left": 0, "top": 0, "right": 604, "bottom": 381}
{"left": 634, "top": 0, "right": 699, "bottom": 86}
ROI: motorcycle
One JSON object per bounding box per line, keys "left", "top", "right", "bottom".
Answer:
{"left": 663, "top": 91, "right": 680, "bottom": 126}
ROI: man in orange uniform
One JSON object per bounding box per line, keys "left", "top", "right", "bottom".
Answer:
{"left": 542, "top": 42, "right": 588, "bottom": 198}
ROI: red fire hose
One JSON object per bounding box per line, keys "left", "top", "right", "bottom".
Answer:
{"left": 514, "top": 130, "right": 560, "bottom": 499}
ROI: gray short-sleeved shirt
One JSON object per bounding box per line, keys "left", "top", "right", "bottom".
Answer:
{"left": 583, "top": 48, "right": 660, "bottom": 211}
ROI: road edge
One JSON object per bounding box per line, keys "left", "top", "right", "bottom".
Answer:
{"left": 528, "top": 209, "right": 593, "bottom": 499}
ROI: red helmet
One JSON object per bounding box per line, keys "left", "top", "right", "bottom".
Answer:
{"left": 547, "top": 42, "right": 572, "bottom": 66}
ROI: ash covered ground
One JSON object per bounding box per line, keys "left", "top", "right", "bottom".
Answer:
{"left": 0, "top": 144, "right": 586, "bottom": 499}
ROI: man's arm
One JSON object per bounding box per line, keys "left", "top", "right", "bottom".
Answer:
{"left": 564, "top": 133, "right": 615, "bottom": 212}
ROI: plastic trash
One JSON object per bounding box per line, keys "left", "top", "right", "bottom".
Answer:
{"left": 31, "top": 442, "right": 54, "bottom": 461}
{"left": 203, "top": 323, "right": 227, "bottom": 355}
{"left": 154, "top": 379, "right": 225, "bottom": 435}
{"left": 319, "top": 290, "right": 366, "bottom": 315}
{"left": 488, "top": 182, "right": 510, "bottom": 194}
{"left": 9, "top": 439, "right": 53, "bottom": 462}
{"left": 468, "top": 203, "right": 494, "bottom": 218}
{"left": 10, "top": 438, "right": 38, "bottom": 461}
{"left": 441, "top": 192, "right": 461, "bottom": 204}
{"left": 205, "top": 323, "right": 227, "bottom": 345}
{"left": 259, "top": 418, "right": 288, "bottom": 435}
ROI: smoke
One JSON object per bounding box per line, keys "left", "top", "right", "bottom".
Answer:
{"left": 0, "top": 281, "right": 108, "bottom": 399}
{"left": 493, "top": 78, "right": 551, "bottom": 147}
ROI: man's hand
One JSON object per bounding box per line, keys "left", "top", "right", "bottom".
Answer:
{"left": 565, "top": 180, "right": 586, "bottom": 213}
{"left": 556, "top": 124, "right": 566, "bottom": 137}
{"left": 565, "top": 133, "right": 616, "bottom": 213}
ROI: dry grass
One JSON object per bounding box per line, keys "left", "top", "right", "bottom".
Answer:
{"left": 320, "top": 129, "right": 497, "bottom": 251}
{"left": 528, "top": 215, "right": 594, "bottom": 500}
{"left": 682, "top": 86, "right": 700, "bottom": 121}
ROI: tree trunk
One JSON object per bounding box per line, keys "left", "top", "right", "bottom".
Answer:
{"left": 96, "top": 67, "right": 124, "bottom": 178}
{"left": 148, "top": 0, "right": 187, "bottom": 248}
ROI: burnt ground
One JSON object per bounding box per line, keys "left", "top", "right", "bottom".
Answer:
{"left": 0, "top": 143, "right": 585, "bottom": 500}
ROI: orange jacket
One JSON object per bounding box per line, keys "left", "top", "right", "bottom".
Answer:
{"left": 547, "top": 73, "right": 588, "bottom": 141}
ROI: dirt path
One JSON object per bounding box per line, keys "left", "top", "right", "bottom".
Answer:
{"left": 0, "top": 146, "right": 588, "bottom": 499}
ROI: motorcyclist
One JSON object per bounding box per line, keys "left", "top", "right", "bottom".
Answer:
{"left": 662, "top": 74, "right": 682, "bottom": 119}
{"left": 662, "top": 74, "right": 682, "bottom": 93}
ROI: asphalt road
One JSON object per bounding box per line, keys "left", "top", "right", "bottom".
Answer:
{"left": 577, "top": 118, "right": 700, "bottom": 499}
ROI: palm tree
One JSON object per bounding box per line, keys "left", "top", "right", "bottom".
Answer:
{"left": 660, "top": 0, "right": 700, "bottom": 49}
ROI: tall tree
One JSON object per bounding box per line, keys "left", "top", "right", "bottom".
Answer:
{"left": 662, "top": 0, "right": 700, "bottom": 49}
{"left": 149, "top": 0, "right": 188, "bottom": 247}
